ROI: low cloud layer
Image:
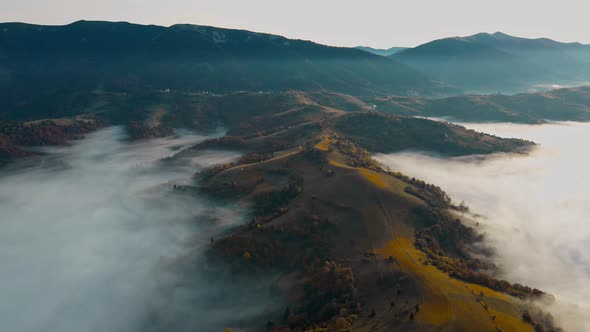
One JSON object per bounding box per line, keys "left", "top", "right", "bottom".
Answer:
{"left": 375, "top": 122, "right": 590, "bottom": 331}
{"left": 0, "top": 127, "right": 278, "bottom": 332}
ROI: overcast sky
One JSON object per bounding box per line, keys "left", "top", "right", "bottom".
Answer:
{"left": 2, "top": 0, "right": 589, "bottom": 47}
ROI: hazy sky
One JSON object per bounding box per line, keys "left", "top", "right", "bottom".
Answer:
{"left": 1, "top": 0, "right": 589, "bottom": 47}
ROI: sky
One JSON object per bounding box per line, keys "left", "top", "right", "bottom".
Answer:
{"left": 1, "top": 0, "right": 589, "bottom": 48}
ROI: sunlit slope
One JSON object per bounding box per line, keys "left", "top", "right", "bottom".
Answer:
{"left": 196, "top": 128, "right": 541, "bottom": 331}
{"left": 326, "top": 147, "right": 535, "bottom": 332}
{"left": 375, "top": 238, "right": 533, "bottom": 332}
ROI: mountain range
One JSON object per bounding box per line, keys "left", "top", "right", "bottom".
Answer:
{"left": 3, "top": 21, "right": 590, "bottom": 119}
{"left": 392, "top": 32, "right": 590, "bottom": 93}
{"left": 0, "top": 20, "right": 451, "bottom": 120}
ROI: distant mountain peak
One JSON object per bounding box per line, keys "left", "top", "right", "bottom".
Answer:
{"left": 392, "top": 30, "right": 590, "bottom": 93}
{"left": 492, "top": 31, "right": 511, "bottom": 38}
{"left": 394, "top": 36, "right": 507, "bottom": 59}
{"left": 467, "top": 31, "right": 511, "bottom": 38}
{"left": 355, "top": 46, "right": 407, "bottom": 56}
{"left": 466, "top": 31, "right": 584, "bottom": 49}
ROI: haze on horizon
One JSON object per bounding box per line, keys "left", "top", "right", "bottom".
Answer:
{"left": 2, "top": 0, "right": 589, "bottom": 48}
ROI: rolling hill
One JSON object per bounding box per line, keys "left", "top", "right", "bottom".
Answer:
{"left": 160, "top": 93, "right": 546, "bottom": 331}
{"left": 332, "top": 112, "right": 532, "bottom": 155}
{"left": 0, "top": 81, "right": 553, "bottom": 331}
{"left": 393, "top": 32, "right": 590, "bottom": 93}
{"left": 369, "top": 85, "right": 590, "bottom": 123}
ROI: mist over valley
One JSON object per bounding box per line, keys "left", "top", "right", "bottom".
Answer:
{"left": 0, "top": 127, "right": 281, "bottom": 332}
{"left": 1, "top": 12, "right": 590, "bottom": 332}
{"left": 376, "top": 121, "right": 590, "bottom": 331}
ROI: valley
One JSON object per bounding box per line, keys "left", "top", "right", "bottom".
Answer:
{"left": 0, "top": 89, "right": 554, "bottom": 331}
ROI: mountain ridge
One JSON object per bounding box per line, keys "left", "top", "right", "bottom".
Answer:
{"left": 393, "top": 32, "right": 590, "bottom": 93}
{"left": 0, "top": 20, "right": 451, "bottom": 116}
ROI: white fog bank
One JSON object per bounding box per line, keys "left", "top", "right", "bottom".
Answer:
{"left": 375, "top": 122, "right": 590, "bottom": 332}
{"left": 0, "top": 127, "right": 278, "bottom": 332}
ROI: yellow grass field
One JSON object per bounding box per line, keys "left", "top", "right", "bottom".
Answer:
{"left": 376, "top": 237, "right": 534, "bottom": 332}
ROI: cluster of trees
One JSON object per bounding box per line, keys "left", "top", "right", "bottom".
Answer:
{"left": 253, "top": 174, "right": 303, "bottom": 216}
{"left": 125, "top": 121, "right": 174, "bottom": 140}
{"left": 522, "top": 309, "right": 563, "bottom": 332}
{"left": 415, "top": 211, "right": 483, "bottom": 259}
{"left": 387, "top": 171, "right": 451, "bottom": 208}
{"left": 268, "top": 261, "right": 359, "bottom": 331}
{"left": 212, "top": 213, "right": 335, "bottom": 273}
{"left": 211, "top": 212, "right": 359, "bottom": 330}
{"left": 0, "top": 119, "right": 100, "bottom": 146}
{"left": 455, "top": 270, "right": 544, "bottom": 299}
{"left": 0, "top": 133, "right": 30, "bottom": 162}
{"left": 238, "top": 152, "right": 275, "bottom": 165}
{"left": 331, "top": 135, "right": 377, "bottom": 169}
{"left": 298, "top": 261, "right": 358, "bottom": 324}
{"left": 414, "top": 211, "right": 544, "bottom": 299}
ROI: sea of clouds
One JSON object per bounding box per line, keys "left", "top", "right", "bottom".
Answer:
{"left": 375, "top": 121, "right": 590, "bottom": 332}
{"left": 0, "top": 127, "right": 279, "bottom": 332}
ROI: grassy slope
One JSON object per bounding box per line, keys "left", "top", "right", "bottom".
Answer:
{"left": 197, "top": 131, "right": 538, "bottom": 331}
{"left": 332, "top": 112, "right": 533, "bottom": 156}
{"left": 376, "top": 237, "right": 533, "bottom": 332}
{"left": 181, "top": 100, "right": 542, "bottom": 331}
